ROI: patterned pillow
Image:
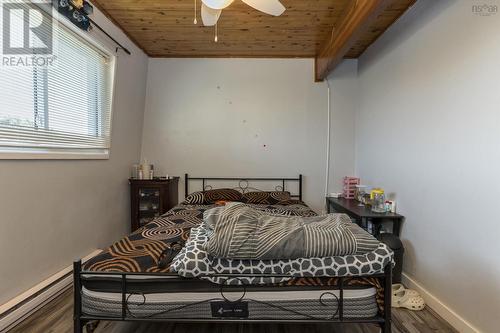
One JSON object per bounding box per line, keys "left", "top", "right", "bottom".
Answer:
{"left": 183, "top": 191, "right": 205, "bottom": 204}
{"left": 241, "top": 191, "right": 291, "bottom": 204}
{"left": 204, "top": 189, "right": 242, "bottom": 204}
{"left": 183, "top": 189, "right": 242, "bottom": 205}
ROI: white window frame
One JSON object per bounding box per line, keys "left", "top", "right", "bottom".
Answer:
{"left": 0, "top": 7, "right": 117, "bottom": 160}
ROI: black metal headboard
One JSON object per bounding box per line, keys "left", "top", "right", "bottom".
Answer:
{"left": 184, "top": 174, "right": 303, "bottom": 201}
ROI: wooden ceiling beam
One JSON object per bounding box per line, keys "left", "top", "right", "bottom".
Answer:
{"left": 315, "top": 0, "right": 391, "bottom": 81}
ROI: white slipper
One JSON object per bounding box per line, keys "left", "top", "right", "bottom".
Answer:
{"left": 392, "top": 284, "right": 419, "bottom": 303}
{"left": 392, "top": 284, "right": 405, "bottom": 296}
{"left": 393, "top": 290, "right": 425, "bottom": 310}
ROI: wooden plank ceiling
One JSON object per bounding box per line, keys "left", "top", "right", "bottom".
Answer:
{"left": 93, "top": 0, "right": 414, "bottom": 56}
{"left": 92, "top": 0, "right": 415, "bottom": 78}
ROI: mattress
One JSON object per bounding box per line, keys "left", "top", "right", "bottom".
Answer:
{"left": 82, "top": 286, "right": 379, "bottom": 320}
{"left": 81, "top": 273, "right": 372, "bottom": 294}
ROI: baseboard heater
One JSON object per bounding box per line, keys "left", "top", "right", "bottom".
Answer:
{"left": 0, "top": 250, "right": 102, "bottom": 333}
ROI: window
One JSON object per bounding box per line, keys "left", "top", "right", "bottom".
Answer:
{"left": 0, "top": 5, "right": 115, "bottom": 159}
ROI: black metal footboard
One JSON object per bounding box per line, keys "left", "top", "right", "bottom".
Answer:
{"left": 73, "top": 262, "right": 392, "bottom": 333}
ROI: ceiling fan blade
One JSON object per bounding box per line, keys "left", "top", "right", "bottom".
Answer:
{"left": 201, "top": 3, "right": 222, "bottom": 26}
{"left": 241, "top": 0, "right": 285, "bottom": 16}
{"left": 201, "top": 0, "right": 234, "bottom": 10}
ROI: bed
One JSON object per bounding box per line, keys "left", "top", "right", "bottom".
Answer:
{"left": 74, "top": 174, "right": 393, "bottom": 333}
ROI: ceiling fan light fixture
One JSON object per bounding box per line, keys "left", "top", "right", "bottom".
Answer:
{"left": 241, "top": 0, "right": 285, "bottom": 16}
{"left": 202, "top": 0, "right": 234, "bottom": 10}
{"left": 197, "top": 0, "right": 286, "bottom": 42}
{"left": 201, "top": 3, "right": 222, "bottom": 26}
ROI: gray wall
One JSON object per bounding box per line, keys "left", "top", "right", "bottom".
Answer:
{"left": 326, "top": 60, "right": 358, "bottom": 194}
{"left": 355, "top": 1, "right": 499, "bottom": 332}
{"left": 0, "top": 9, "right": 149, "bottom": 304}
{"left": 141, "top": 58, "right": 329, "bottom": 213}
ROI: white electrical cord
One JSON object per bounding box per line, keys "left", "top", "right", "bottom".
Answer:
{"left": 324, "top": 79, "right": 331, "bottom": 214}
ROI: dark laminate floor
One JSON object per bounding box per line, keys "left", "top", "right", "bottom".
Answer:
{"left": 9, "top": 288, "right": 457, "bottom": 333}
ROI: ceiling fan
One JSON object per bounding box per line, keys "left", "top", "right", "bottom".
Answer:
{"left": 199, "top": 0, "right": 286, "bottom": 26}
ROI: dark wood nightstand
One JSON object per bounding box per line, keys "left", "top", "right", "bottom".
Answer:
{"left": 129, "top": 177, "right": 179, "bottom": 232}
{"left": 326, "top": 197, "right": 404, "bottom": 237}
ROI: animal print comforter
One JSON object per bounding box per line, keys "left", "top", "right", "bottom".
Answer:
{"left": 83, "top": 201, "right": 390, "bottom": 312}
{"left": 84, "top": 201, "right": 317, "bottom": 273}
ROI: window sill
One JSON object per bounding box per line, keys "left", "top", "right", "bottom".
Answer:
{"left": 0, "top": 148, "right": 110, "bottom": 160}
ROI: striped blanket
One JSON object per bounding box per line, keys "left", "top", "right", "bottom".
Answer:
{"left": 204, "top": 202, "right": 379, "bottom": 260}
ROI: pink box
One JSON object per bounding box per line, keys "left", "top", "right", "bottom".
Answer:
{"left": 342, "top": 177, "right": 360, "bottom": 199}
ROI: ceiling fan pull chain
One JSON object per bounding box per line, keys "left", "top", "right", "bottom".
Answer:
{"left": 194, "top": 0, "right": 198, "bottom": 24}
{"left": 214, "top": 23, "right": 218, "bottom": 42}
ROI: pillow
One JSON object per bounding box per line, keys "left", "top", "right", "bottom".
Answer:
{"left": 183, "top": 188, "right": 242, "bottom": 205}
{"left": 204, "top": 188, "right": 242, "bottom": 204}
{"left": 183, "top": 191, "right": 205, "bottom": 205}
{"left": 241, "top": 191, "right": 291, "bottom": 205}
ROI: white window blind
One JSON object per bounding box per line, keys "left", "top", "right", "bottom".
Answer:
{"left": 0, "top": 4, "right": 115, "bottom": 158}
